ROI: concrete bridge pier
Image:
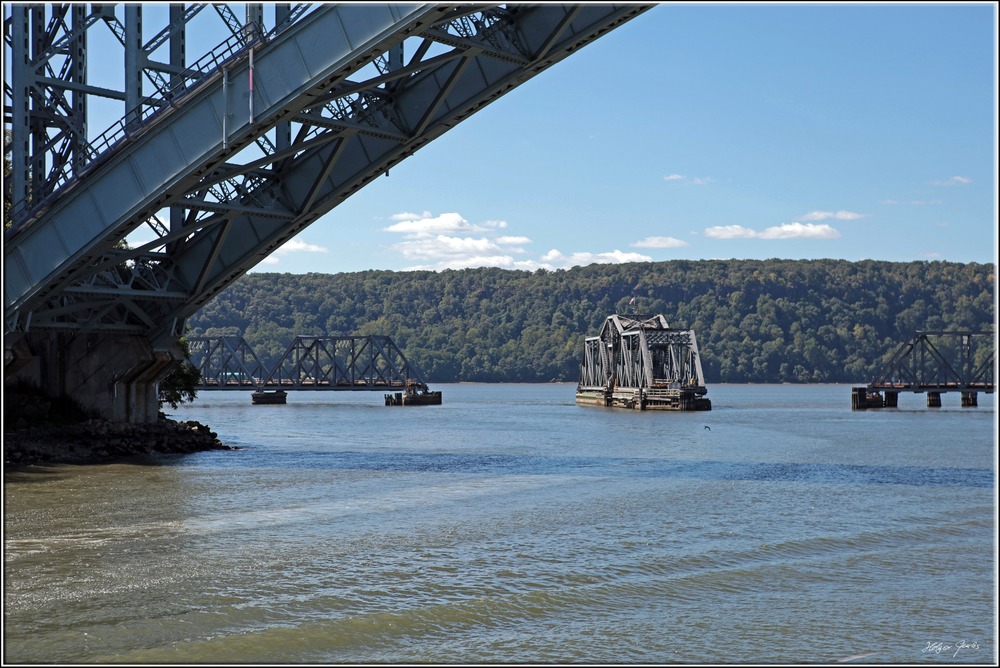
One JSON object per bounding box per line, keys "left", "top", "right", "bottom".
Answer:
{"left": 4, "top": 332, "right": 183, "bottom": 423}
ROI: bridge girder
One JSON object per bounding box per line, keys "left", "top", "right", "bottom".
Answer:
{"left": 579, "top": 314, "right": 708, "bottom": 392}
{"left": 869, "top": 331, "right": 995, "bottom": 392}
{"left": 188, "top": 335, "right": 426, "bottom": 391}
{"left": 5, "top": 3, "right": 654, "bottom": 343}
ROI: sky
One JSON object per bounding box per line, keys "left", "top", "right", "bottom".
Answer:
{"left": 9, "top": 2, "right": 998, "bottom": 275}
{"left": 253, "top": 2, "right": 996, "bottom": 275}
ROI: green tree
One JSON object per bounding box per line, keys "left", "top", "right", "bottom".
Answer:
{"left": 158, "top": 337, "right": 201, "bottom": 410}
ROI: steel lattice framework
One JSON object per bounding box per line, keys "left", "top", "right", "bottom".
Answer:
{"left": 187, "top": 334, "right": 426, "bottom": 390}
{"left": 4, "top": 3, "right": 653, "bottom": 345}
{"left": 187, "top": 335, "right": 268, "bottom": 387}
{"left": 579, "top": 314, "right": 707, "bottom": 392}
{"left": 868, "top": 331, "right": 995, "bottom": 393}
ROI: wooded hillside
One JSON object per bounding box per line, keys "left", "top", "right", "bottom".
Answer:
{"left": 186, "top": 259, "right": 995, "bottom": 383}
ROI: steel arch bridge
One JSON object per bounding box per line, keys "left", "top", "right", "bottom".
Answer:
{"left": 3, "top": 3, "right": 652, "bottom": 421}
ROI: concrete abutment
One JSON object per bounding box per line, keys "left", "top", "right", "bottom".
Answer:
{"left": 4, "top": 332, "right": 184, "bottom": 423}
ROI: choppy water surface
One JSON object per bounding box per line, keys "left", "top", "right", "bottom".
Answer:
{"left": 4, "top": 384, "right": 995, "bottom": 664}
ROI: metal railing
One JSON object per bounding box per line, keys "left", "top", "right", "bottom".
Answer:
{"left": 7, "top": 6, "right": 315, "bottom": 229}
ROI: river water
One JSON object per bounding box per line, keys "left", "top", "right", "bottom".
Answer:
{"left": 3, "top": 384, "right": 996, "bottom": 664}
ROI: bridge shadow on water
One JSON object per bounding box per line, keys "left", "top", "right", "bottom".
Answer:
{"left": 203, "top": 450, "right": 994, "bottom": 489}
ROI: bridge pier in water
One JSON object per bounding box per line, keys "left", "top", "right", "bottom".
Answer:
{"left": 5, "top": 332, "right": 183, "bottom": 423}
{"left": 851, "top": 331, "right": 994, "bottom": 411}
{"left": 852, "top": 387, "right": 984, "bottom": 410}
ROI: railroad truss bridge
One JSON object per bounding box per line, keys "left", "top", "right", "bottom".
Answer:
{"left": 188, "top": 335, "right": 439, "bottom": 405}
{"left": 852, "top": 331, "right": 995, "bottom": 409}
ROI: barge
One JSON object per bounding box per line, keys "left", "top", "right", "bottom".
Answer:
{"left": 385, "top": 380, "right": 442, "bottom": 406}
{"left": 576, "top": 314, "right": 711, "bottom": 411}
{"left": 251, "top": 389, "right": 288, "bottom": 404}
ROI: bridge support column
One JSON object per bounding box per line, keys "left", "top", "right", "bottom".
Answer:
{"left": 852, "top": 387, "right": 883, "bottom": 409}
{"left": 4, "top": 332, "right": 183, "bottom": 423}
{"left": 926, "top": 391, "right": 942, "bottom": 408}
{"left": 884, "top": 391, "right": 898, "bottom": 408}
{"left": 961, "top": 391, "right": 978, "bottom": 407}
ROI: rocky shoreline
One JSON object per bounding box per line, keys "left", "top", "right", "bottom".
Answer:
{"left": 4, "top": 417, "right": 237, "bottom": 469}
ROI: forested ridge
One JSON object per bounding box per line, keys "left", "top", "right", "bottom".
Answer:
{"left": 186, "top": 259, "right": 995, "bottom": 384}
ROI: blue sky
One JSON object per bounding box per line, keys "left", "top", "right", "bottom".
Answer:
{"left": 11, "top": 3, "right": 995, "bottom": 274}
{"left": 255, "top": 3, "right": 996, "bottom": 274}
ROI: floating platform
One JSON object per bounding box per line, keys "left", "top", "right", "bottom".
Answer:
{"left": 576, "top": 314, "right": 711, "bottom": 412}
{"left": 577, "top": 387, "right": 711, "bottom": 411}
{"left": 385, "top": 382, "right": 442, "bottom": 406}
{"left": 251, "top": 389, "right": 287, "bottom": 405}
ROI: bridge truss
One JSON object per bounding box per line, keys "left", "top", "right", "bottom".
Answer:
{"left": 869, "top": 330, "right": 995, "bottom": 393}
{"left": 853, "top": 330, "right": 995, "bottom": 409}
{"left": 3, "top": 2, "right": 652, "bottom": 421}
{"left": 188, "top": 335, "right": 427, "bottom": 391}
{"left": 4, "top": 3, "right": 653, "bottom": 341}
{"left": 577, "top": 314, "right": 711, "bottom": 411}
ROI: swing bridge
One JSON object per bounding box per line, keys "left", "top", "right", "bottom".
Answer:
{"left": 576, "top": 314, "right": 712, "bottom": 411}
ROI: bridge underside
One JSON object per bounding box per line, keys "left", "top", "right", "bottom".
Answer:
{"left": 4, "top": 4, "right": 652, "bottom": 421}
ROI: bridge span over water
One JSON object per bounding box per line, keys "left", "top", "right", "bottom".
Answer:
{"left": 852, "top": 331, "right": 995, "bottom": 409}
{"left": 189, "top": 334, "right": 428, "bottom": 391}
{"left": 4, "top": 3, "right": 652, "bottom": 421}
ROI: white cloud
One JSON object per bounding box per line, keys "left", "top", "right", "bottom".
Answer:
{"left": 390, "top": 210, "right": 434, "bottom": 222}
{"left": 704, "top": 225, "right": 759, "bottom": 239}
{"left": 758, "top": 222, "right": 840, "bottom": 239}
{"left": 260, "top": 237, "right": 329, "bottom": 265}
{"left": 384, "top": 211, "right": 475, "bottom": 237}
{"left": 704, "top": 222, "right": 839, "bottom": 240}
{"left": 664, "top": 174, "right": 711, "bottom": 185}
{"left": 384, "top": 210, "right": 655, "bottom": 271}
{"left": 797, "top": 210, "right": 865, "bottom": 221}
{"left": 929, "top": 176, "right": 971, "bottom": 186}
{"left": 631, "top": 236, "right": 690, "bottom": 249}
{"left": 280, "top": 239, "right": 328, "bottom": 253}
{"left": 495, "top": 235, "right": 532, "bottom": 247}
{"left": 541, "top": 249, "right": 652, "bottom": 267}
{"left": 394, "top": 235, "right": 505, "bottom": 261}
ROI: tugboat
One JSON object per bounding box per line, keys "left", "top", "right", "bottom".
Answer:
{"left": 385, "top": 380, "right": 442, "bottom": 406}
{"left": 576, "top": 314, "right": 711, "bottom": 411}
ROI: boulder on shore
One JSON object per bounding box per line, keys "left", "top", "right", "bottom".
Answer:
{"left": 4, "top": 417, "right": 237, "bottom": 468}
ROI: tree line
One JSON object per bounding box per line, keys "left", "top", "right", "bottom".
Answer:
{"left": 185, "top": 259, "right": 995, "bottom": 384}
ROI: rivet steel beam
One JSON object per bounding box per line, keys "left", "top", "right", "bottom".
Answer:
{"left": 5, "top": 4, "right": 654, "bottom": 346}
